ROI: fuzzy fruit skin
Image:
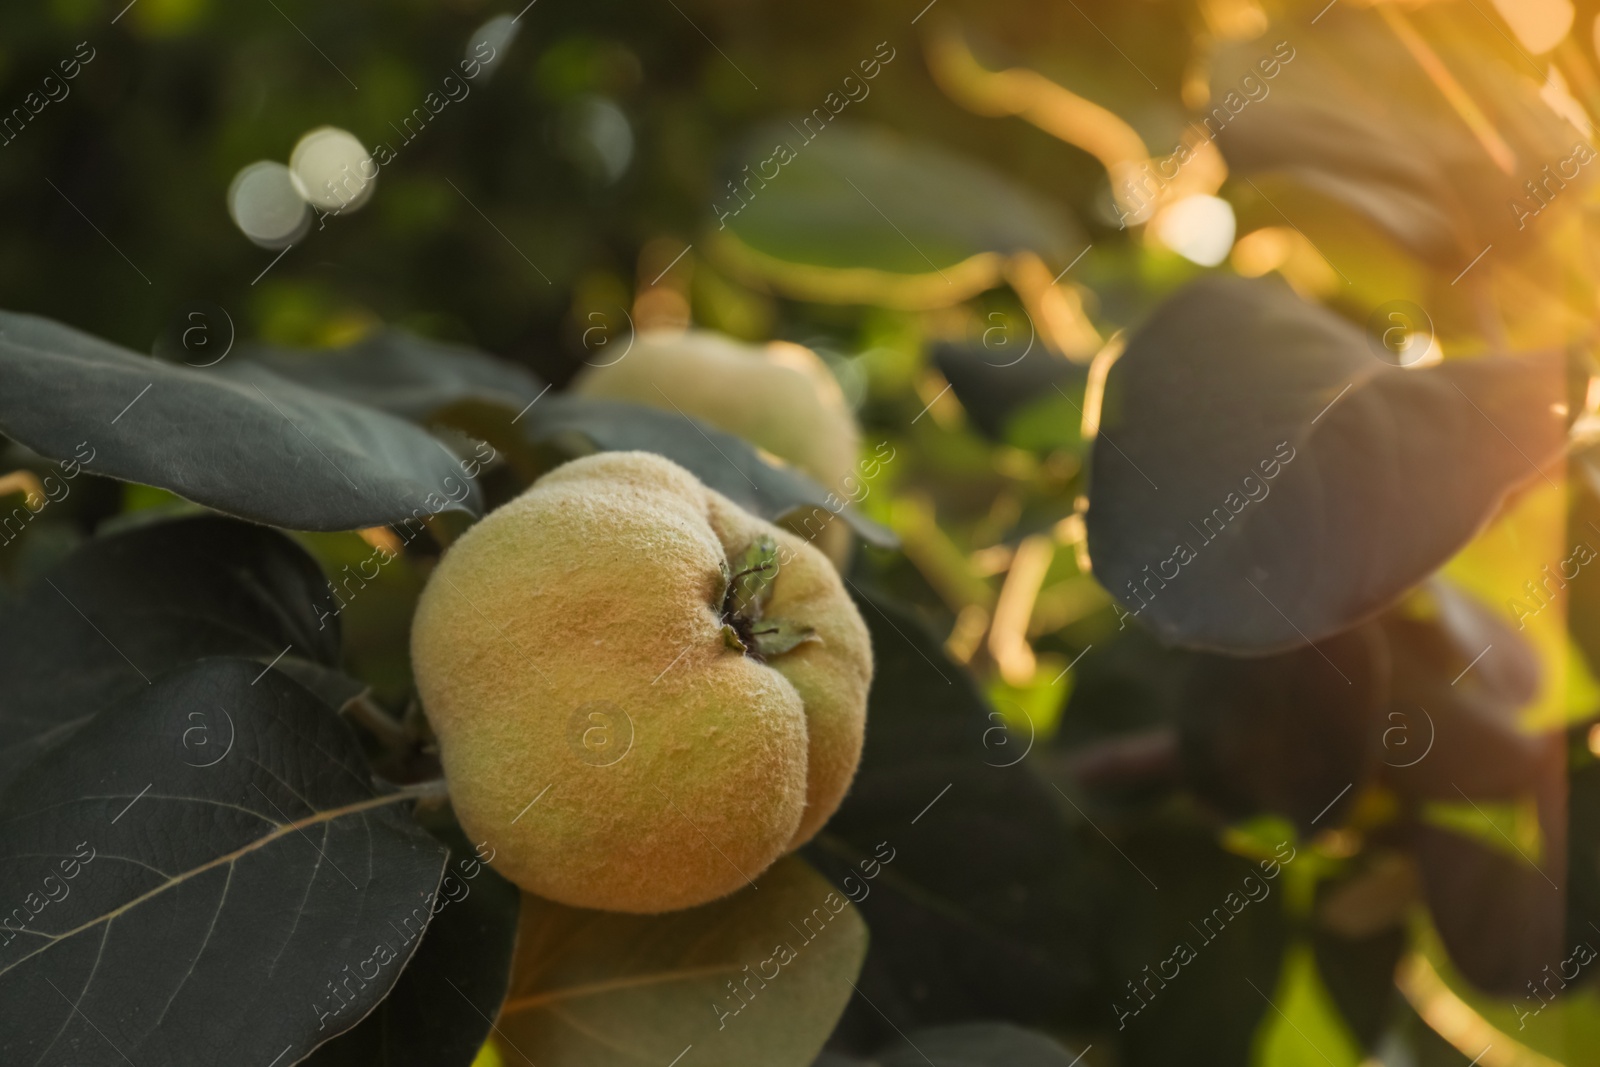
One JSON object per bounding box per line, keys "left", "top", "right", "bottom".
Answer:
{"left": 574, "top": 330, "right": 861, "bottom": 565}
{"left": 411, "top": 451, "right": 872, "bottom": 914}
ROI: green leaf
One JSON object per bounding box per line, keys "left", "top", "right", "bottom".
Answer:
{"left": 932, "top": 341, "right": 1089, "bottom": 447}
{"left": 0, "top": 658, "right": 448, "bottom": 1065}
{"left": 807, "top": 590, "right": 1095, "bottom": 1035}
{"left": 1250, "top": 943, "right": 1366, "bottom": 1067}
{"left": 1379, "top": 581, "right": 1551, "bottom": 803}
{"left": 1091, "top": 816, "right": 1289, "bottom": 1066}
{"left": 495, "top": 856, "right": 866, "bottom": 1067}
{"left": 1211, "top": 6, "right": 1594, "bottom": 269}
{"left": 518, "top": 395, "right": 896, "bottom": 547}
{"left": 0, "top": 514, "right": 356, "bottom": 794}
{"left": 303, "top": 809, "right": 521, "bottom": 1067}
{"left": 1050, "top": 624, "right": 1191, "bottom": 808}
{"left": 0, "top": 310, "right": 483, "bottom": 530}
{"left": 817, "top": 1022, "right": 1090, "bottom": 1065}
{"left": 1567, "top": 754, "right": 1600, "bottom": 958}
{"left": 240, "top": 328, "right": 546, "bottom": 422}
{"left": 1414, "top": 821, "right": 1562, "bottom": 995}
{"left": 1311, "top": 898, "right": 1405, "bottom": 1050}
{"left": 1180, "top": 579, "right": 1553, "bottom": 834}
{"left": 1563, "top": 467, "right": 1600, "bottom": 680}
{"left": 1085, "top": 276, "right": 1566, "bottom": 652}
{"left": 1178, "top": 625, "right": 1386, "bottom": 834}
{"left": 712, "top": 122, "right": 1081, "bottom": 307}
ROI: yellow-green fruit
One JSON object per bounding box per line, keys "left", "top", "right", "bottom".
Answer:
{"left": 574, "top": 330, "right": 861, "bottom": 565}
{"left": 411, "top": 451, "right": 873, "bottom": 914}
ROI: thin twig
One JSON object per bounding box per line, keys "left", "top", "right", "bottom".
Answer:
{"left": 396, "top": 778, "right": 450, "bottom": 803}
{"left": 342, "top": 691, "right": 412, "bottom": 750}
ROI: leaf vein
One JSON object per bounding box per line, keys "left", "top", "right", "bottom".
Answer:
{"left": 0, "top": 789, "right": 412, "bottom": 981}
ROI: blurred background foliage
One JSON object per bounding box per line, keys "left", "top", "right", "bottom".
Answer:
{"left": 10, "top": 0, "right": 1600, "bottom": 1063}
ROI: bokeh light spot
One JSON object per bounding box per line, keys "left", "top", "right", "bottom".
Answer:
{"left": 227, "top": 161, "right": 310, "bottom": 249}
{"left": 289, "top": 126, "right": 376, "bottom": 213}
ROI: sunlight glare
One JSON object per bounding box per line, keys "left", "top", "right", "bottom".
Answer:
{"left": 1489, "top": 0, "right": 1573, "bottom": 56}
{"left": 1152, "top": 194, "right": 1236, "bottom": 267}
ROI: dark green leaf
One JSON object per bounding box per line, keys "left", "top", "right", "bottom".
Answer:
{"left": 714, "top": 122, "right": 1081, "bottom": 304}
{"left": 1211, "top": 6, "right": 1594, "bottom": 268}
{"left": 933, "top": 341, "right": 1088, "bottom": 444}
{"left": 1085, "top": 276, "right": 1566, "bottom": 652}
{"left": 1055, "top": 625, "right": 1194, "bottom": 748}
{"left": 1566, "top": 744, "right": 1600, "bottom": 965}
{"left": 240, "top": 328, "right": 546, "bottom": 422}
{"left": 0, "top": 310, "right": 482, "bottom": 531}
{"left": 1050, "top": 625, "right": 1195, "bottom": 807}
{"left": 879, "top": 1023, "right": 1085, "bottom": 1066}
{"left": 519, "top": 395, "right": 896, "bottom": 547}
{"left": 303, "top": 809, "right": 521, "bottom": 1067}
{"left": 818, "top": 1022, "right": 1089, "bottom": 1066}
{"left": 0, "top": 658, "right": 448, "bottom": 1066}
{"left": 0, "top": 514, "right": 352, "bottom": 793}
{"left": 1564, "top": 469, "right": 1600, "bottom": 680}
{"left": 809, "top": 590, "right": 1094, "bottom": 1045}
{"left": 1093, "top": 818, "right": 1290, "bottom": 1067}
{"left": 1380, "top": 582, "right": 1550, "bottom": 802}
{"left": 496, "top": 856, "right": 865, "bottom": 1067}
{"left": 1312, "top": 895, "right": 1406, "bottom": 1050}
{"left": 1179, "top": 625, "right": 1386, "bottom": 833}
{"left": 1413, "top": 821, "right": 1562, "bottom": 996}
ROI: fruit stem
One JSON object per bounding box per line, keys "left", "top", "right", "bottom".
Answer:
{"left": 396, "top": 778, "right": 450, "bottom": 803}
{"left": 342, "top": 692, "right": 412, "bottom": 750}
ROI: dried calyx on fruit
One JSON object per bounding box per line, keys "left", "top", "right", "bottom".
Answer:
{"left": 717, "top": 535, "right": 820, "bottom": 661}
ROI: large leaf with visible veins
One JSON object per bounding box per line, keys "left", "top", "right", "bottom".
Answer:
{"left": 0, "top": 310, "right": 482, "bottom": 530}
{"left": 302, "top": 811, "right": 521, "bottom": 1067}
{"left": 0, "top": 515, "right": 356, "bottom": 794}
{"left": 496, "top": 857, "right": 864, "bottom": 1067}
{"left": 1086, "top": 276, "right": 1566, "bottom": 652}
{"left": 0, "top": 658, "right": 447, "bottom": 1066}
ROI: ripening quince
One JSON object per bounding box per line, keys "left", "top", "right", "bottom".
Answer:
{"left": 574, "top": 329, "right": 861, "bottom": 565}
{"left": 410, "top": 451, "right": 873, "bottom": 914}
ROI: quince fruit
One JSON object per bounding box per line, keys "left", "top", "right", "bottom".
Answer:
{"left": 574, "top": 330, "right": 861, "bottom": 565}
{"left": 411, "top": 451, "right": 872, "bottom": 913}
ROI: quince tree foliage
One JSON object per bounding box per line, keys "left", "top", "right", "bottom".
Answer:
{"left": 2, "top": 0, "right": 1600, "bottom": 1064}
